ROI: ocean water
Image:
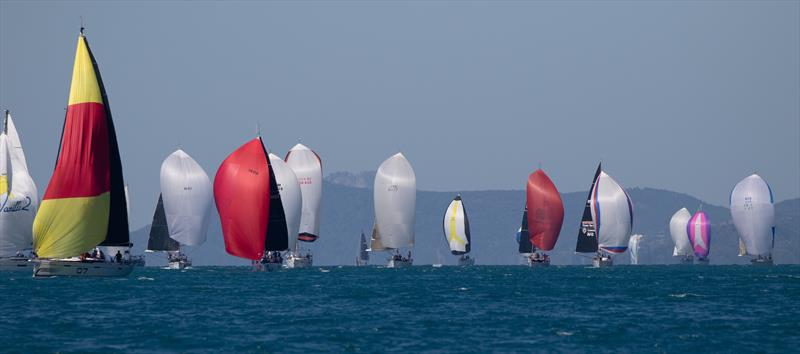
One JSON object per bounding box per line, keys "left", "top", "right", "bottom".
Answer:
{"left": 1, "top": 265, "right": 798, "bottom": 353}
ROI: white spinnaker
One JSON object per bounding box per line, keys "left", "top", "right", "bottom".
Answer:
{"left": 160, "top": 150, "right": 213, "bottom": 247}
{"left": 669, "top": 208, "right": 692, "bottom": 256}
{"left": 374, "top": 153, "right": 416, "bottom": 249}
{"left": 730, "top": 174, "right": 775, "bottom": 256}
{"left": 269, "top": 153, "right": 301, "bottom": 251}
{"left": 443, "top": 198, "right": 469, "bottom": 253}
{"left": 629, "top": 234, "right": 642, "bottom": 264}
{"left": 285, "top": 143, "right": 322, "bottom": 240}
{"left": 0, "top": 114, "right": 38, "bottom": 257}
{"left": 590, "top": 171, "right": 633, "bottom": 253}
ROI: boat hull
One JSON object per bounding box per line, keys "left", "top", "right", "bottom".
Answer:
{"left": 284, "top": 255, "right": 312, "bottom": 269}
{"left": 528, "top": 258, "right": 550, "bottom": 267}
{"left": 751, "top": 258, "right": 773, "bottom": 266}
{"left": 592, "top": 256, "right": 613, "bottom": 268}
{"left": 387, "top": 259, "right": 412, "bottom": 268}
{"left": 695, "top": 257, "right": 710, "bottom": 265}
{"left": 167, "top": 260, "right": 191, "bottom": 270}
{"left": 0, "top": 257, "right": 33, "bottom": 272}
{"left": 355, "top": 258, "right": 368, "bottom": 266}
{"left": 458, "top": 257, "right": 475, "bottom": 266}
{"left": 678, "top": 256, "right": 694, "bottom": 265}
{"left": 33, "top": 260, "right": 134, "bottom": 278}
{"left": 253, "top": 262, "right": 282, "bottom": 272}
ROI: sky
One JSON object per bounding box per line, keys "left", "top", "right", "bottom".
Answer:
{"left": 1, "top": 0, "right": 798, "bottom": 229}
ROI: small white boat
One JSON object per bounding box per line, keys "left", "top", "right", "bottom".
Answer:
{"left": 670, "top": 208, "right": 694, "bottom": 264}
{"left": 34, "top": 259, "right": 133, "bottom": 277}
{"left": 731, "top": 174, "right": 776, "bottom": 266}
{"left": 368, "top": 153, "right": 416, "bottom": 270}
{"left": 592, "top": 253, "right": 614, "bottom": 268}
{"left": 147, "top": 150, "right": 213, "bottom": 270}
{"left": 575, "top": 164, "right": 633, "bottom": 268}
{"left": 443, "top": 195, "right": 474, "bottom": 266}
{"left": 284, "top": 249, "right": 312, "bottom": 269}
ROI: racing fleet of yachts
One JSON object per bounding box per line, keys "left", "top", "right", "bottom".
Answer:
{"left": 0, "top": 32, "right": 782, "bottom": 277}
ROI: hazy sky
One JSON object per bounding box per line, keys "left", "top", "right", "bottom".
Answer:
{"left": 1, "top": 0, "right": 798, "bottom": 229}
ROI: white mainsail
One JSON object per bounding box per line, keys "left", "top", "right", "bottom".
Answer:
{"left": 590, "top": 171, "right": 633, "bottom": 253}
{"left": 669, "top": 208, "right": 692, "bottom": 256}
{"left": 160, "top": 149, "right": 213, "bottom": 247}
{"left": 730, "top": 174, "right": 775, "bottom": 257}
{"left": 628, "top": 234, "right": 643, "bottom": 264}
{"left": 0, "top": 112, "right": 38, "bottom": 257}
{"left": 443, "top": 195, "right": 470, "bottom": 254}
{"left": 285, "top": 143, "right": 322, "bottom": 242}
{"left": 269, "top": 153, "right": 301, "bottom": 252}
{"left": 373, "top": 153, "right": 416, "bottom": 249}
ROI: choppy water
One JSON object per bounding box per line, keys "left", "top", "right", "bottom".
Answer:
{"left": 1, "top": 265, "right": 798, "bottom": 353}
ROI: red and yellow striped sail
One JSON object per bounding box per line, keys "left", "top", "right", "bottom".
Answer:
{"left": 33, "top": 34, "right": 128, "bottom": 258}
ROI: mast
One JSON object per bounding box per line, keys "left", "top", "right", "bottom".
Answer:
{"left": 575, "top": 163, "right": 601, "bottom": 253}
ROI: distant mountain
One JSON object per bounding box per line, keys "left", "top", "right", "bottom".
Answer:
{"left": 324, "top": 171, "right": 375, "bottom": 189}
{"left": 131, "top": 177, "right": 800, "bottom": 266}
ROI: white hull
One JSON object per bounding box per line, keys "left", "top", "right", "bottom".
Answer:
{"left": 695, "top": 258, "right": 710, "bottom": 265}
{"left": 0, "top": 257, "right": 32, "bottom": 272}
{"left": 751, "top": 258, "right": 773, "bottom": 266}
{"left": 458, "top": 257, "right": 475, "bottom": 266}
{"left": 592, "top": 256, "right": 613, "bottom": 268}
{"left": 167, "top": 260, "right": 191, "bottom": 270}
{"left": 284, "top": 255, "right": 312, "bottom": 269}
{"left": 387, "top": 259, "right": 412, "bottom": 268}
{"left": 33, "top": 259, "right": 134, "bottom": 278}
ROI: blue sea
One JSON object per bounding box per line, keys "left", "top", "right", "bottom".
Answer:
{"left": 1, "top": 265, "right": 798, "bottom": 353}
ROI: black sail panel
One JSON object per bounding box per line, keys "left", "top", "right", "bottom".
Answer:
{"left": 85, "top": 38, "right": 129, "bottom": 247}
{"left": 359, "top": 232, "right": 369, "bottom": 260}
{"left": 147, "top": 194, "right": 179, "bottom": 252}
{"left": 462, "top": 197, "right": 471, "bottom": 254}
{"left": 575, "top": 163, "right": 601, "bottom": 253}
{"left": 264, "top": 146, "right": 289, "bottom": 252}
{"left": 518, "top": 206, "right": 533, "bottom": 254}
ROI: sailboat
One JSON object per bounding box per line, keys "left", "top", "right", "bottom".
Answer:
{"left": 730, "top": 174, "right": 775, "bottom": 266}
{"left": 368, "top": 153, "right": 416, "bottom": 268}
{"left": 574, "top": 164, "right": 634, "bottom": 268}
{"left": 146, "top": 150, "right": 212, "bottom": 269}
{"left": 267, "top": 153, "right": 303, "bottom": 269}
{"left": 284, "top": 143, "right": 321, "bottom": 268}
{"left": 687, "top": 211, "right": 711, "bottom": 264}
{"left": 0, "top": 110, "right": 39, "bottom": 271}
{"left": 32, "top": 30, "right": 133, "bottom": 277}
{"left": 628, "top": 234, "right": 643, "bottom": 265}
{"left": 443, "top": 195, "right": 474, "bottom": 266}
{"left": 355, "top": 231, "right": 369, "bottom": 266}
{"left": 669, "top": 208, "right": 693, "bottom": 264}
{"left": 214, "top": 137, "right": 294, "bottom": 272}
{"left": 525, "top": 169, "right": 564, "bottom": 267}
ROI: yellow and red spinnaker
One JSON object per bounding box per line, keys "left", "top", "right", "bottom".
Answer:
{"left": 33, "top": 34, "right": 128, "bottom": 258}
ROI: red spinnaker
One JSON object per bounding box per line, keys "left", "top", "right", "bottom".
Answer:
{"left": 526, "top": 169, "right": 564, "bottom": 251}
{"left": 214, "top": 138, "right": 270, "bottom": 260}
